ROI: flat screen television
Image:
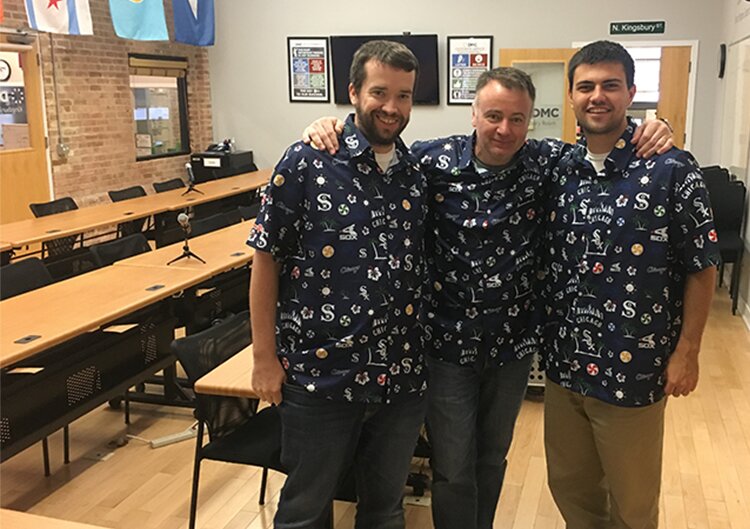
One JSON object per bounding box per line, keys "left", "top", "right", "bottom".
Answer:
{"left": 330, "top": 34, "right": 439, "bottom": 105}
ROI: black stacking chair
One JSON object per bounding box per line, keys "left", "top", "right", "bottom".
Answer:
{"left": 152, "top": 179, "right": 186, "bottom": 247}
{"left": 89, "top": 233, "right": 152, "bottom": 268}
{"left": 153, "top": 178, "right": 186, "bottom": 193}
{"left": 0, "top": 257, "right": 53, "bottom": 300}
{"left": 703, "top": 166, "right": 730, "bottom": 188}
{"left": 190, "top": 210, "right": 242, "bottom": 238}
{"left": 155, "top": 211, "right": 234, "bottom": 248}
{"left": 29, "top": 196, "right": 78, "bottom": 218}
{"left": 238, "top": 203, "right": 261, "bottom": 221}
{"left": 170, "top": 311, "right": 285, "bottom": 529}
{"left": 29, "top": 198, "right": 96, "bottom": 280}
{"left": 0, "top": 256, "right": 71, "bottom": 475}
{"left": 108, "top": 185, "right": 151, "bottom": 237}
{"left": 171, "top": 312, "right": 362, "bottom": 529}
{"left": 710, "top": 179, "right": 747, "bottom": 314}
{"left": 29, "top": 197, "right": 81, "bottom": 258}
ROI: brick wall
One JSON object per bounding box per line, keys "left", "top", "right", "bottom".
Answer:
{"left": 3, "top": 0, "right": 213, "bottom": 206}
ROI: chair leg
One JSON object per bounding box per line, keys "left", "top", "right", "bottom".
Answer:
{"left": 324, "top": 502, "right": 334, "bottom": 529}
{"left": 63, "top": 426, "right": 70, "bottom": 464}
{"left": 189, "top": 421, "right": 205, "bottom": 529}
{"left": 42, "top": 437, "right": 51, "bottom": 476}
{"left": 259, "top": 467, "right": 269, "bottom": 505}
{"left": 124, "top": 391, "right": 130, "bottom": 425}
{"left": 731, "top": 253, "right": 743, "bottom": 315}
{"left": 719, "top": 262, "right": 725, "bottom": 287}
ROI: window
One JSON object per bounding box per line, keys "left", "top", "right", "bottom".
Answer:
{"left": 0, "top": 49, "right": 29, "bottom": 150}
{"left": 626, "top": 47, "right": 661, "bottom": 105}
{"left": 129, "top": 54, "right": 190, "bottom": 160}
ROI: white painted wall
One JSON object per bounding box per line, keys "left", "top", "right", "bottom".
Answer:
{"left": 718, "top": 0, "right": 750, "bottom": 326}
{"left": 208, "top": 0, "right": 726, "bottom": 168}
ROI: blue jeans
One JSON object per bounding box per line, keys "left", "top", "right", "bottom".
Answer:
{"left": 427, "top": 354, "right": 533, "bottom": 529}
{"left": 275, "top": 384, "right": 427, "bottom": 529}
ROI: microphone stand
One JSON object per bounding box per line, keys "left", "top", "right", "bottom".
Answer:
{"left": 181, "top": 180, "right": 204, "bottom": 196}
{"left": 167, "top": 225, "right": 206, "bottom": 265}
{"left": 182, "top": 162, "right": 204, "bottom": 195}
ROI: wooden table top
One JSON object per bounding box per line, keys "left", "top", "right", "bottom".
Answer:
{"left": 194, "top": 344, "right": 256, "bottom": 398}
{"left": 113, "top": 220, "right": 255, "bottom": 278}
{"left": 0, "top": 509, "right": 112, "bottom": 529}
{"left": 164, "top": 170, "right": 270, "bottom": 211}
{"left": 0, "top": 264, "right": 206, "bottom": 368}
{"left": 0, "top": 170, "right": 270, "bottom": 248}
{"left": 0, "top": 220, "right": 257, "bottom": 368}
{"left": 1, "top": 241, "right": 12, "bottom": 253}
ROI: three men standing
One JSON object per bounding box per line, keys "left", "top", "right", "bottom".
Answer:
{"left": 251, "top": 37, "right": 715, "bottom": 529}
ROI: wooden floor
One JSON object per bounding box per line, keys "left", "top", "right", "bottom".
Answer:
{"left": 1, "top": 290, "right": 748, "bottom": 529}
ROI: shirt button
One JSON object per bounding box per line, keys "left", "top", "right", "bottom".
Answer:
{"left": 306, "top": 384, "right": 315, "bottom": 392}
{"left": 315, "top": 348, "right": 328, "bottom": 359}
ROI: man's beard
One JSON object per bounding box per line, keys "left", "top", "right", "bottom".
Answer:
{"left": 354, "top": 105, "right": 409, "bottom": 148}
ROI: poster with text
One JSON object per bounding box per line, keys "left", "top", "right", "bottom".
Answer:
{"left": 288, "top": 37, "right": 330, "bottom": 103}
{"left": 447, "top": 36, "right": 493, "bottom": 105}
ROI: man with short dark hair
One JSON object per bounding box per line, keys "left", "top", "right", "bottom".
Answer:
{"left": 248, "top": 40, "right": 427, "bottom": 529}
{"left": 540, "top": 40, "right": 719, "bottom": 529}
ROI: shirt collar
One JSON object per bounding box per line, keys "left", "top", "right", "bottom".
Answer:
{"left": 339, "top": 113, "right": 414, "bottom": 167}
{"left": 573, "top": 117, "right": 638, "bottom": 175}
{"left": 459, "top": 132, "right": 539, "bottom": 173}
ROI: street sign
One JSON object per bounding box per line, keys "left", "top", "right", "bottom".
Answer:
{"left": 610, "top": 21, "right": 666, "bottom": 35}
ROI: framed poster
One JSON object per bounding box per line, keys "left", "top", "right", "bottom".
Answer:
{"left": 447, "top": 36, "right": 493, "bottom": 105}
{"left": 287, "top": 37, "right": 330, "bottom": 103}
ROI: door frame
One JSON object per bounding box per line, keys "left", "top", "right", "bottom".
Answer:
{"left": 572, "top": 39, "right": 699, "bottom": 151}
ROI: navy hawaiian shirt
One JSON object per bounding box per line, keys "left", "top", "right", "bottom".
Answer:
{"left": 412, "top": 134, "right": 567, "bottom": 367}
{"left": 540, "top": 119, "right": 720, "bottom": 407}
{"left": 247, "top": 114, "right": 427, "bottom": 404}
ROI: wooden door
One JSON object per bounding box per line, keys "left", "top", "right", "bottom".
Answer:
{"left": 0, "top": 35, "right": 50, "bottom": 224}
{"left": 657, "top": 46, "right": 691, "bottom": 149}
{"left": 499, "top": 48, "right": 578, "bottom": 144}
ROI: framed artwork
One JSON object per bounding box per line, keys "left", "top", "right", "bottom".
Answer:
{"left": 287, "top": 37, "right": 330, "bottom": 103}
{"left": 447, "top": 36, "right": 493, "bottom": 105}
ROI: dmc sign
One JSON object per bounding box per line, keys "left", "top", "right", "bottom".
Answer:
{"left": 533, "top": 107, "right": 560, "bottom": 118}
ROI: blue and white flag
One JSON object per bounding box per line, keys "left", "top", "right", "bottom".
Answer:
{"left": 173, "top": 0, "right": 214, "bottom": 46}
{"left": 109, "top": 0, "right": 168, "bottom": 41}
{"left": 25, "top": 0, "right": 93, "bottom": 35}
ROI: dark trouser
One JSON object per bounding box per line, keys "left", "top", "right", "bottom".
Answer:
{"left": 274, "top": 384, "right": 427, "bottom": 529}
{"left": 427, "top": 354, "right": 533, "bottom": 529}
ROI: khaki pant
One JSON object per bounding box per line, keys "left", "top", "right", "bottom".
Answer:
{"left": 544, "top": 380, "right": 666, "bottom": 529}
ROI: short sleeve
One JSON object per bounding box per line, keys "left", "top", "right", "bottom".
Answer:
{"left": 669, "top": 152, "right": 721, "bottom": 272}
{"left": 247, "top": 143, "right": 307, "bottom": 261}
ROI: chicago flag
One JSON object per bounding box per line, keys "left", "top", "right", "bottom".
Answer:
{"left": 173, "top": 0, "right": 214, "bottom": 46}
{"left": 25, "top": 0, "right": 93, "bottom": 35}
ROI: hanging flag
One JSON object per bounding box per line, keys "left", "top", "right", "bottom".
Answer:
{"left": 109, "top": 0, "right": 168, "bottom": 41}
{"left": 173, "top": 0, "right": 214, "bottom": 46}
{"left": 24, "top": 0, "right": 94, "bottom": 35}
